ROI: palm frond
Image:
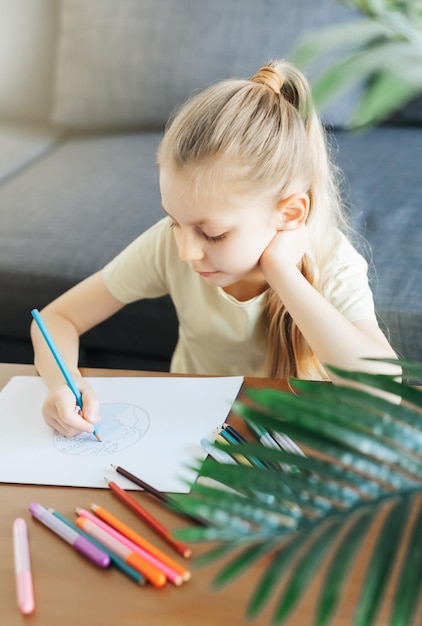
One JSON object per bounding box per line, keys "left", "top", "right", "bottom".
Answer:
{"left": 172, "top": 359, "right": 422, "bottom": 625}
{"left": 289, "top": 0, "right": 422, "bottom": 128}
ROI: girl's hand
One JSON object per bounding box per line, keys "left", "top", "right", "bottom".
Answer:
{"left": 260, "top": 224, "right": 310, "bottom": 280}
{"left": 42, "top": 379, "right": 100, "bottom": 437}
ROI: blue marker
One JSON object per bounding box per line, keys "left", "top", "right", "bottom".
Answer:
{"left": 31, "top": 308, "right": 101, "bottom": 441}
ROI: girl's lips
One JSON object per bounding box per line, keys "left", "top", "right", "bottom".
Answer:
{"left": 195, "top": 270, "right": 219, "bottom": 278}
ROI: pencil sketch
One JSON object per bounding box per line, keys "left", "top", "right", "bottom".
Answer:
{"left": 53, "top": 403, "right": 150, "bottom": 456}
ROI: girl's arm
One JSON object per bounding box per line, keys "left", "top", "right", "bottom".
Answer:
{"left": 30, "top": 271, "right": 125, "bottom": 435}
{"left": 261, "top": 227, "right": 400, "bottom": 382}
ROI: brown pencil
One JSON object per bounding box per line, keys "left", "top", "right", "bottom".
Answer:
{"left": 110, "top": 464, "right": 208, "bottom": 527}
{"left": 105, "top": 477, "right": 192, "bottom": 559}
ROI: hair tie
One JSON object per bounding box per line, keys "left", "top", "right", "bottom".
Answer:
{"left": 251, "top": 66, "right": 283, "bottom": 95}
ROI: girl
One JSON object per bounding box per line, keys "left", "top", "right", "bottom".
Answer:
{"left": 31, "top": 60, "right": 398, "bottom": 437}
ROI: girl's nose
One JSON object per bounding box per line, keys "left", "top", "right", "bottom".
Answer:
{"left": 177, "top": 231, "right": 204, "bottom": 262}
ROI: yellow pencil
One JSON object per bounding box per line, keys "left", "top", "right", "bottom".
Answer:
{"left": 215, "top": 434, "right": 253, "bottom": 466}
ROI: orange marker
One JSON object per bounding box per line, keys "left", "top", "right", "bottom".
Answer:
{"left": 90, "top": 503, "right": 191, "bottom": 582}
{"left": 76, "top": 509, "right": 183, "bottom": 586}
{"left": 76, "top": 517, "right": 166, "bottom": 588}
{"left": 105, "top": 478, "right": 192, "bottom": 558}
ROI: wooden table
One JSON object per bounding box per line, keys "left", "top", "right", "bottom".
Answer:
{"left": 0, "top": 363, "right": 394, "bottom": 625}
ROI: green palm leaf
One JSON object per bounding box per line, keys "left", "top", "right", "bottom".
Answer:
{"left": 353, "top": 496, "right": 413, "bottom": 626}
{"left": 173, "top": 359, "right": 422, "bottom": 625}
{"left": 349, "top": 66, "right": 422, "bottom": 127}
{"left": 290, "top": 18, "right": 387, "bottom": 68}
{"left": 270, "top": 518, "right": 345, "bottom": 624}
{"left": 390, "top": 500, "right": 422, "bottom": 625}
{"left": 289, "top": 0, "right": 422, "bottom": 128}
{"left": 316, "top": 510, "right": 374, "bottom": 626}
{"left": 246, "top": 534, "right": 306, "bottom": 617}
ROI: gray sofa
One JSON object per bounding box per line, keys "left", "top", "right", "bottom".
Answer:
{"left": 1, "top": 0, "right": 421, "bottom": 372}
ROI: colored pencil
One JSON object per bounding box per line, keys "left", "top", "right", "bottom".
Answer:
{"left": 216, "top": 433, "right": 253, "bottom": 466}
{"left": 111, "top": 464, "right": 167, "bottom": 502}
{"left": 31, "top": 308, "right": 101, "bottom": 442}
{"left": 219, "top": 427, "right": 269, "bottom": 468}
{"left": 222, "top": 423, "right": 247, "bottom": 443}
{"left": 110, "top": 464, "right": 208, "bottom": 526}
{"left": 49, "top": 508, "right": 146, "bottom": 585}
{"left": 105, "top": 478, "right": 192, "bottom": 558}
{"left": 87, "top": 503, "right": 191, "bottom": 582}
{"left": 76, "top": 516, "right": 166, "bottom": 587}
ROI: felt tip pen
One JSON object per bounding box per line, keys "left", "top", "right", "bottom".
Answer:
{"left": 28, "top": 503, "right": 110, "bottom": 568}
{"left": 30, "top": 308, "right": 101, "bottom": 441}
{"left": 75, "top": 516, "right": 167, "bottom": 587}
{"left": 245, "top": 420, "right": 279, "bottom": 448}
{"left": 200, "top": 437, "right": 237, "bottom": 464}
{"left": 244, "top": 420, "right": 305, "bottom": 457}
{"left": 13, "top": 518, "right": 35, "bottom": 615}
{"left": 48, "top": 508, "right": 146, "bottom": 586}
{"left": 271, "top": 430, "right": 306, "bottom": 457}
{"left": 78, "top": 507, "right": 185, "bottom": 586}
{"left": 83, "top": 504, "right": 191, "bottom": 582}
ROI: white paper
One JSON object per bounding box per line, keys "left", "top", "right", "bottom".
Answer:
{"left": 0, "top": 376, "right": 243, "bottom": 492}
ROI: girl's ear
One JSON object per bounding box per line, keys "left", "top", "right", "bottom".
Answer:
{"left": 275, "top": 193, "right": 310, "bottom": 230}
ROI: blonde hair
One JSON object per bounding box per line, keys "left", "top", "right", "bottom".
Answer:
{"left": 158, "top": 60, "right": 349, "bottom": 379}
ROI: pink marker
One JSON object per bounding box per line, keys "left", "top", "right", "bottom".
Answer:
{"left": 76, "top": 508, "right": 184, "bottom": 586}
{"left": 13, "top": 518, "right": 35, "bottom": 615}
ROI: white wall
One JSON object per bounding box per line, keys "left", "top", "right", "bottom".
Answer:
{"left": 0, "top": 0, "right": 58, "bottom": 122}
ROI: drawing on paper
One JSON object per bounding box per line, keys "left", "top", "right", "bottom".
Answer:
{"left": 53, "top": 403, "right": 150, "bottom": 456}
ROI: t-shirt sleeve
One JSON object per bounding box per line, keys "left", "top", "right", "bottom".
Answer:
{"left": 319, "top": 234, "right": 377, "bottom": 322}
{"left": 102, "top": 218, "right": 172, "bottom": 303}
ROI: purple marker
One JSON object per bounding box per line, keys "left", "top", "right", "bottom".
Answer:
{"left": 28, "top": 503, "right": 110, "bottom": 568}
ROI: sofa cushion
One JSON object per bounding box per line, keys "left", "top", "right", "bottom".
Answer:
{"left": 0, "top": 130, "right": 178, "bottom": 369}
{"left": 0, "top": 132, "right": 163, "bottom": 279}
{"left": 52, "top": 0, "right": 357, "bottom": 131}
{"left": 332, "top": 126, "right": 422, "bottom": 361}
{"left": 0, "top": 123, "right": 62, "bottom": 184}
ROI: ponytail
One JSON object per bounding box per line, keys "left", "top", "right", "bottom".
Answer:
{"left": 253, "top": 61, "right": 344, "bottom": 378}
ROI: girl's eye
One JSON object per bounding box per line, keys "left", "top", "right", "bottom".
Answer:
{"left": 170, "top": 220, "right": 225, "bottom": 242}
{"left": 203, "top": 232, "right": 226, "bottom": 243}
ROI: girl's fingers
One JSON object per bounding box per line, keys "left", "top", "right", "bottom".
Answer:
{"left": 42, "top": 384, "right": 99, "bottom": 437}
{"left": 80, "top": 386, "right": 101, "bottom": 425}
{"left": 57, "top": 405, "right": 95, "bottom": 434}
{"left": 50, "top": 418, "right": 84, "bottom": 438}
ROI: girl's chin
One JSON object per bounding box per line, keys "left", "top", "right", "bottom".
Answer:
{"left": 198, "top": 271, "right": 237, "bottom": 287}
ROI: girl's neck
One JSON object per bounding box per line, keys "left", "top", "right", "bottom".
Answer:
{"left": 223, "top": 277, "right": 269, "bottom": 302}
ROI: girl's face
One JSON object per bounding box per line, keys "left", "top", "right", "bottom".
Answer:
{"left": 159, "top": 166, "right": 280, "bottom": 292}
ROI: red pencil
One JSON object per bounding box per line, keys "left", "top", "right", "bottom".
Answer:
{"left": 105, "top": 478, "right": 192, "bottom": 559}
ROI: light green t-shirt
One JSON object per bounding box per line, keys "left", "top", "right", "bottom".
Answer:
{"left": 103, "top": 217, "right": 376, "bottom": 377}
